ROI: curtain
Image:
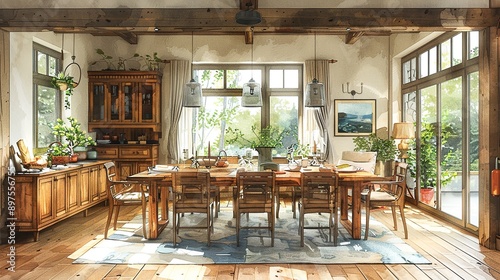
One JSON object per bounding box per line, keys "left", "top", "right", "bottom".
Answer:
{"left": 165, "top": 60, "right": 190, "bottom": 163}
{"left": 305, "top": 60, "right": 332, "bottom": 162}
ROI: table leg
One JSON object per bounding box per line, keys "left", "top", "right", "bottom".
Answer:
{"left": 148, "top": 181, "right": 159, "bottom": 239}
{"left": 350, "top": 182, "right": 362, "bottom": 239}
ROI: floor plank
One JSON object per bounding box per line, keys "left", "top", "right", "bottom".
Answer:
{"left": 2, "top": 200, "right": 500, "bottom": 280}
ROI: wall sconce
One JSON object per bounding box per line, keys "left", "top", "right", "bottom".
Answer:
{"left": 342, "top": 82, "right": 363, "bottom": 96}
{"left": 392, "top": 122, "right": 415, "bottom": 159}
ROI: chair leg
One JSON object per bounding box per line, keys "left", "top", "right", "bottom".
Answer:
{"left": 300, "top": 209, "right": 305, "bottom": 247}
{"left": 276, "top": 190, "right": 280, "bottom": 218}
{"left": 399, "top": 205, "right": 409, "bottom": 239}
{"left": 236, "top": 211, "right": 240, "bottom": 247}
{"left": 270, "top": 210, "right": 275, "bottom": 247}
{"left": 104, "top": 205, "right": 115, "bottom": 238}
{"left": 391, "top": 205, "right": 398, "bottom": 231}
{"left": 113, "top": 206, "right": 121, "bottom": 230}
{"left": 364, "top": 204, "right": 371, "bottom": 240}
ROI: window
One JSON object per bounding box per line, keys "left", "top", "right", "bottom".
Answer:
{"left": 401, "top": 31, "right": 479, "bottom": 231}
{"left": 182, "top": 64, "right": 303, "bottom": 158}
{"left": 33, "top": 43, "right": 62, "bottom": 149}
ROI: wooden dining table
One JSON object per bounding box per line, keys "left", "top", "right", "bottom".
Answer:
{"left": 128, "top": 164, "right": 387, "bottom": 240}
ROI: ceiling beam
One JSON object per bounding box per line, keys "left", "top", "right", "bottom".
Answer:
{"left": 0, "top": 8, "right": 497, "bottom": 40}
{"left": 345, "top": 31, "right": 365, "bottom": 44}
{"left": 115, "top": 31, "right": 138, "bottom": 44}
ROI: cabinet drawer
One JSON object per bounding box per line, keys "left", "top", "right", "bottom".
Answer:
{"left": 94, "top": 147, "right": 119, "bottom": 159}
{"left": 119, "top": 147, "right": 151, "bottom": 159}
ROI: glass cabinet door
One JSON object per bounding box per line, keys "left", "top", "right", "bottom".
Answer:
{"left": 140, "top": 83, "right": 154, "bottom": 121}
{"left": 91, "top": 83, "right": 105, "bottom": 121}
{"left": 123, "top": 83, "right": 134, "bottom": 121}
{"left": 109, "top": 83, "right": 119, "bottom": 121}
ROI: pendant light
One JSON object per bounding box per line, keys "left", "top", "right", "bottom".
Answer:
{"left": 241, "top": 28, "right": 263, "bottom": 107}
{"left": 183, "top": 32, "right": 202, "bottom": 107}
{"left": 305, "top": 33, "right": 325, "bottom": 107}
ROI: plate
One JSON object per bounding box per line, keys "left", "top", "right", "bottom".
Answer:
{"left": 97, "top": 140, "right": 111, "bottom": 144}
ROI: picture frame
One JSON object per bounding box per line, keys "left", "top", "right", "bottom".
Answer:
{"left": 334, "top": 99, "right": 376, "bottom": 136}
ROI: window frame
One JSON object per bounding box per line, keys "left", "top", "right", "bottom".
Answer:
{"left": 33, "top": 42, "right": 62, "bottom": 149}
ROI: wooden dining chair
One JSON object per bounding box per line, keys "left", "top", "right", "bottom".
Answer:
{"left": 298, "top": 171, "right": 339, "bottom": 247}
{"left": 363, "top": 161, "right": 409, "bottom": 240}
{"left": 103, "top": 161, "right": 149, "bottom": 239}
{"left": 171, "top": 170, "right": 215, "bottom": 246}
{"left": 235, "top": 171, "right": 276, "bottom": 247}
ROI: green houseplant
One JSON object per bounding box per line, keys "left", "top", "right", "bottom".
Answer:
{"left": 51, "top": 72, "right": 77, "bottom": 109}
{"left": 51, "top": 117, "right": 96, "bottom": 159}
{"left": 407, "top": 122, "right": 458, "bottom": 204}
{"left": 353, "top": 133, "right": 399, "bottom": 176}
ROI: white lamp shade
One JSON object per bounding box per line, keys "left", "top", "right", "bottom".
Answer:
{"left": 305, "top": 78, "right": 325, "bottom": 107}
{"left": 241, "top": 78, "right": 263, "bottom": 107}
{"left": 183, "top": 78, "right": 203, "bottom": 107}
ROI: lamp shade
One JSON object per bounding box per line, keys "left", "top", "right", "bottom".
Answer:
{"left": 305, "top": 78, "right": 325, "bottom": 107}
{"left": 241, "top": 78, "right": 263, "bottom": 107}
{"left": 235, "top": 9, "right": 262, "bottom": 25}
{"left": 392, "top": 122, "right": 415, "bottom": 139}
{"left": 183, "top": 78, "right": 202, "bottom": 107}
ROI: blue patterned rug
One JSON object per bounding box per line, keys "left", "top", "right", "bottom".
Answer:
{"left": 72, "top": 208, "right": 430, "bottom": 265}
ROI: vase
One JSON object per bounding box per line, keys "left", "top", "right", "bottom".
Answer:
{"left": 255, "top": 147, "right": 273, "bottom": 169}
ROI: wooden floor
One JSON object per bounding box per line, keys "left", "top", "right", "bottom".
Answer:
{"left": 2, "top": 199, "right": 500, "bottom": 280}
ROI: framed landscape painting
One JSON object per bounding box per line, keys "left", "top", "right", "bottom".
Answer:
{"left": 334, "top": 99, "right": 376, "bottom": 136}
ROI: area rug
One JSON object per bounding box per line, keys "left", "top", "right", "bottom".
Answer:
{"left": 72, "top": 208, "right": 430, "bottom": 265}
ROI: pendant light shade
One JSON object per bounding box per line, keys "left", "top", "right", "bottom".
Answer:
{"left": 183, "top": 78, "right": 202, "bottom": 107}
{"left": 305, "top": 33, "right": 325, "bottom": 108}
{"left": 241, "top": 78, "right": 263, "bottom": 107}
{"left": 305, "top": 78, "right": 325, "bottom": 107}
{"left": 183, "top": 32, "right": 203, "bottom": 107}
{"left": 241, "top": 28, "right": 262, "bottom": 107}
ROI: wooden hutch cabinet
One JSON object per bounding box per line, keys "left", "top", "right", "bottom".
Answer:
{"left": 88, "top": 71, "right": 162, "bottom": 135}
{"left": 13, "top": 161, "right": 108, "bottom": 241}
{"left": 88, "top": 71, "right": 162, "bottom": 180}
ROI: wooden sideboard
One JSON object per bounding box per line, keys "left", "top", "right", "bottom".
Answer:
{"left": 93, "top": 144, "right": 158, "bottom": 180}
{"left": 13, "top": 160, "right": 108, "bottom": 241}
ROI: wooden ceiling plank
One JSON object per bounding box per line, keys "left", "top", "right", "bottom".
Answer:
{"left": 345, "top": 31, "right": 365, "bottom": 44}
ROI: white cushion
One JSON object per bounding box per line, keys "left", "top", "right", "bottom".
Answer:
{"left": 338, "top": 151, "right": 377, "bottom": 174}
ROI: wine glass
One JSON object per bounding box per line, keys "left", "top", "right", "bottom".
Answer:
{"left": 318, "top": 152, "right": 326, "bottom": 167}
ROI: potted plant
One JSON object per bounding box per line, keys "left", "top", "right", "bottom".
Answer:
{"left": 91, "top": 48, "right": 115, "bottom": 70}
{"left": 353, "top": 133, "right": 399, "bottom": 176}
{"left": 226, "top": 125, "right": 291, "bottom": 165}
{"left": 51, "top": 117, "right": 96, "bottom": 162}
{"left": 407, "top": 123, "right": 458, "bottom": 204}
{"left": 141, "top": 52, "right": 167, "bottom": 71}
{"left": 51, "top": 72, "right": 77, "bottom": 109}
{"left": 47, "top": 141, "right": 71, "bottom": 166}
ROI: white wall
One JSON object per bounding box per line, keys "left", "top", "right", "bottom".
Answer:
{"left": 10, "top": 32, "right": 391, "bottom": 163}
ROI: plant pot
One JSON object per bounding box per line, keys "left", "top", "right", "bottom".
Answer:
{"left": 255, "top": 147, "right": 273, "bottom": 169}
{"left": 375, "top": 160, "right": 392, "bottom": 176}
{"left": 51, "top": 155, "right": 70, "bottom": 166}
{"left": 57, "top": 82, "right": 68, "bottom": 91}
{"left": 87, "top": 150, "right": 98, "bottom": 160}
{"left": 70, "top": 154, "right": 79, "bottom": 162}
{"left": 420, "top": 188, "right": 435, "bottom": 205}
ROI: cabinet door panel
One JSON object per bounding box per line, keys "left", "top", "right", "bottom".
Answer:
{"left": 139, "top": 82, "right": 156, "bottom": 122}
{"left": 118, "top": 162, "right": 134, "bottom": 181}
{"left": 98, "top": 165, "right": 108, "bottom": 199}
{"left": 109, "top": 83, "right": 120, "bottom": 121}
{"left": 122, "top": 82, "right": 136, "bottom": 121}
{"left": 38, "top": 177, "right": 54, "bottom": 224}
{"left": 90, "top": 83, "right": 106, "bottom": 122}
{"left": 80, "top": 168, "right": 90, "bottom": 206}
{"left": 90, "top": 167, "right": 100, "bottom": 202}
{"left": 67, "top": 171, "right": 79, "bottom": 211}
{"left": 94, "top": 147, "right": 118, "bottom": 159}
{"left": 54, "top": 174, "right": 67, "bottom": 217}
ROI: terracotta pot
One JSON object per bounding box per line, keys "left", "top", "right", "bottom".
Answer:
{"left": 420, "top": 188, "right": 435, "bottom": 205}
{"left": 70, "top": 154, "right": 79, "bottom": 162}
{"left": 51, "top": 155, "right": 70, "bottom": 166}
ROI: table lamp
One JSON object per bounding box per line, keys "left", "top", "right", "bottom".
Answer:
{"left": 392, "top": 122, "right": 415, "bottom": 159}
